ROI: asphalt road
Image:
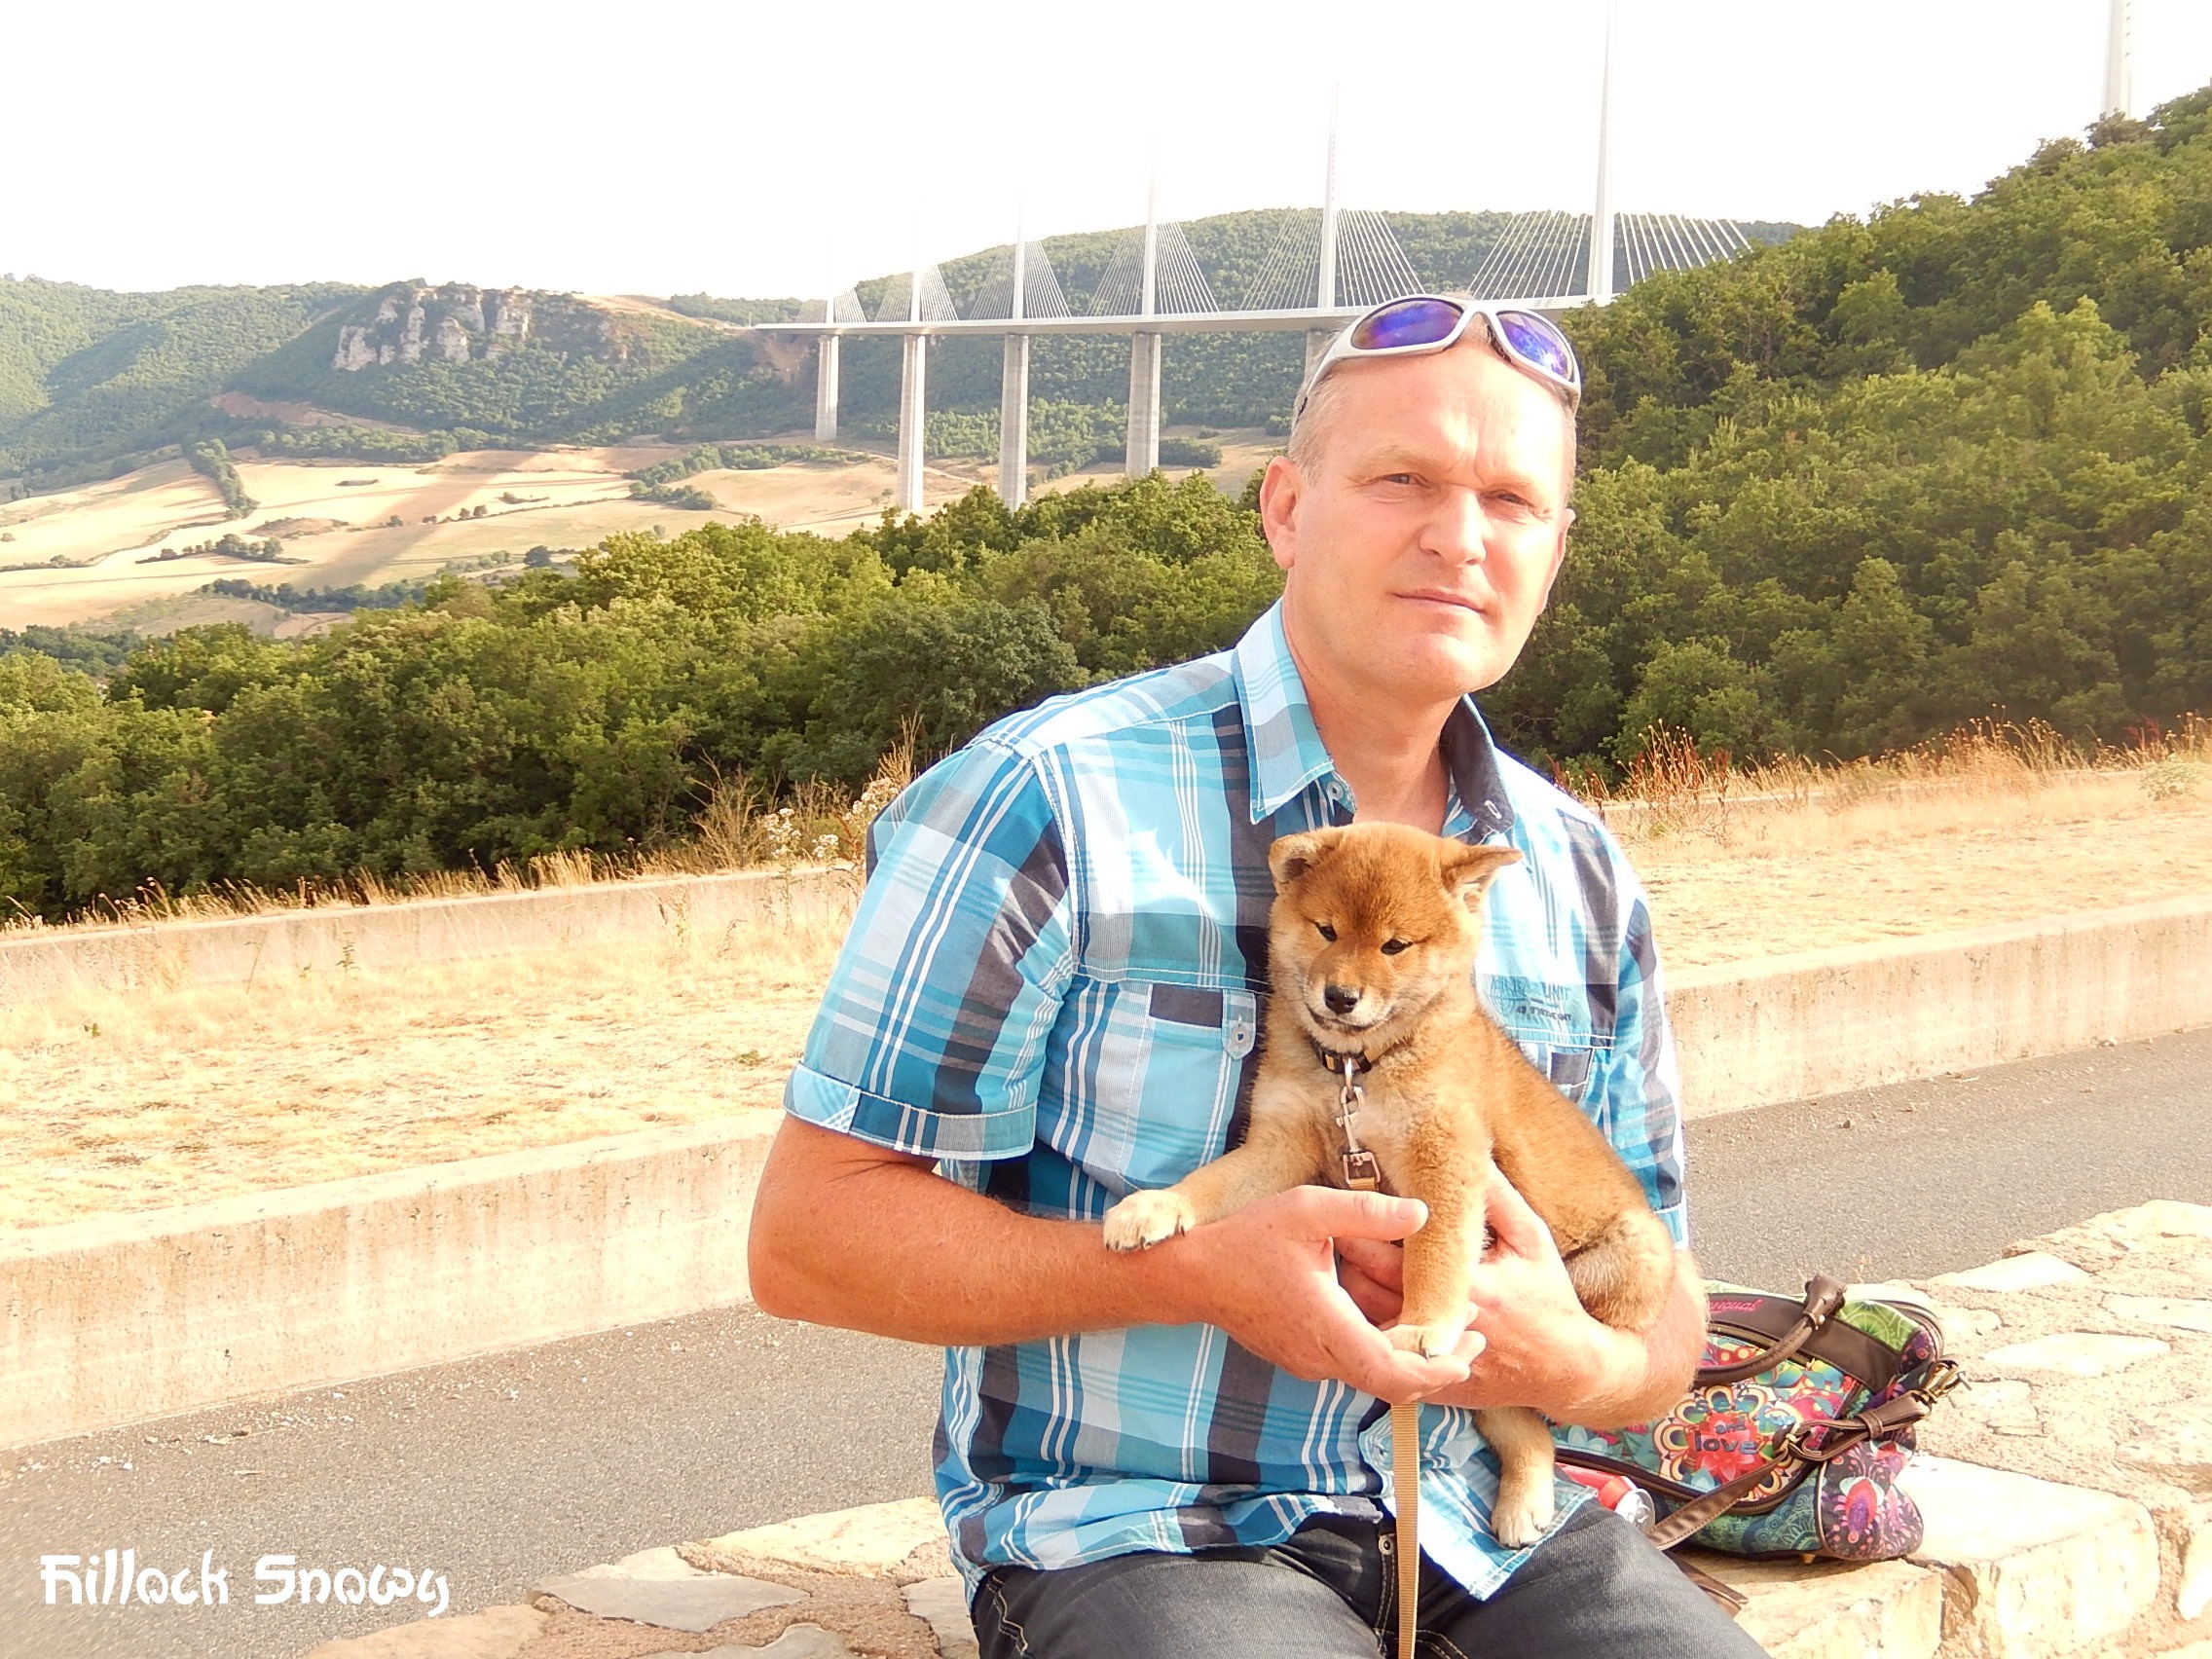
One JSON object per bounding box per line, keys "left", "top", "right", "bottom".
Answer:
{"left": 7, "top": 1026, "right": 2209, "bottom": 1659}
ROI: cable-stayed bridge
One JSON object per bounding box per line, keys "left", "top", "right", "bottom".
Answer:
{"left": 756, "top": 0, "right": 1768, "bottom": 512}
{"left": 768, "top": 201, "right": 1757, "bottom": 514}
{"left": 762, "top": 0, "right": 2143, "bottom": 513}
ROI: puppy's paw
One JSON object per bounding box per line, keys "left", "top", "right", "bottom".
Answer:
{"left": 1102, "top": 1189, "right": 1197, "bottom": 1252}
{"left": 1385, "top": 1318, "right": 1468, "bottom": 1360}
{"left": 1490, "top": 1479, "right": 1557, "bottom": 1549}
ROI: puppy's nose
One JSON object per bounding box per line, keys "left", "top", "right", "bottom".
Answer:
{"left": 1324, "top": 983, "right": 1360, "bottom": 1015}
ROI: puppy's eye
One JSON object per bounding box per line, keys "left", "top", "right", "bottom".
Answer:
{"left": 1380, "top": 939, "right": 1411, "bottom": 956}
{"left": 1314, "top": 923, "right": 1337, "bottom": 942}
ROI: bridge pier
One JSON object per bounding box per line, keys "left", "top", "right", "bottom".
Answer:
{"left": 896, "top": 332, "right": 927, "bottom": 514}
{"left": 813, "top": 335, "right": 840, "bottom": 443}
{"left": 998, "top": 334, "right": 1030, "bottom": 507}
{"left": 1125, "top": 332, "right": 1161, "bottom": 476}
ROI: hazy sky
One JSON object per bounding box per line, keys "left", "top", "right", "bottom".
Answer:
{"left": 7, "top": 0, "right": 2210, "bottom": 301}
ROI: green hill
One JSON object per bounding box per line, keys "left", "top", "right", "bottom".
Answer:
{"left": 1, "top": 208, "right": 1797, "bottom": 495}
{"left": 0, "top": 279, "right": 364, "bottom": 486}
{"left": 0, "top": 278, "right": 791, "bottom": 491}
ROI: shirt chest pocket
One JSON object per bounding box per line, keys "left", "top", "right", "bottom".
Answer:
{"left": 1054, "top": 977, "right": 1259, "bottom": 1198}
{"left": 1480, "top": 974, "right": 1613, "bottom": 1120}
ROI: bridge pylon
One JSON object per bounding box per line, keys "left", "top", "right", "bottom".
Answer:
{"left": 1126, "top": 177, "right": 1163, "bottom": 477}
{"left": 1306, "top": 92, "right": 1345, "bottom": 388}
{"left": 2105, "top": 0, "right": 2133, "bottom": 117}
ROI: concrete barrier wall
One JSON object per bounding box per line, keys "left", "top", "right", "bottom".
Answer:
{"left": 0, "top": 1120, "right": 773, "bottom": 1450}
{"left": 7, "top": 893, "right": 2209, "bottom": 1449}
{"left": 1670, "top": 895, "right": 2212, "bottom": 1119}
{"left": 0, "top": 870, "right": 793, "bottom": 1009}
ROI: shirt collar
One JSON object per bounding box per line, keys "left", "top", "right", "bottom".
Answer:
{"left": 1231, "top": 601, "right": 1517, "bottom": 838}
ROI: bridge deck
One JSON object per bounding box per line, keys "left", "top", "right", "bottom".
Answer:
{"left": 757, "top": 296, "right": 1588, "bottom": 337}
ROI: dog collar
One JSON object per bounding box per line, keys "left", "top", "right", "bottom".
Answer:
{"left": 1307, "top": 1032, "right": 1406, "bottom": 1073}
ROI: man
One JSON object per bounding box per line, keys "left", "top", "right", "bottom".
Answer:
{"left": 748, "top": 295, "right": 1761, "bottom": 1657}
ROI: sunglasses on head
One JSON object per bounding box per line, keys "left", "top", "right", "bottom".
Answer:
{"left": 1292, "top": 295, "right": 1583, "bottom": 425}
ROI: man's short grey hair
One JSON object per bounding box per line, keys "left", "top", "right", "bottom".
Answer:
{"left": 1284, "top": 307, "right": 1578, "bottom": 475}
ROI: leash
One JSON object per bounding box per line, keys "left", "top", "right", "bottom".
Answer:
{"left": 1389, "top": 1401, "right": 1419, "bottom": 1659}
{"left": 1325, "top": 1052, "right": 1421, "bottom": 1659}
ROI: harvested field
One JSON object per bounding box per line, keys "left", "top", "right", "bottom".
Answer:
{"left": 3, "top": 754, "right": 2206, "bottom": 1231}
{"left": 0, "top": 430, "right": 1259, "bottom": 631}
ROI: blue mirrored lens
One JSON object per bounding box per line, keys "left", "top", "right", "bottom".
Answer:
{"left": 1349, "top": 298, "right": 1463, "bottom": 351}
{"left": 1493, "top": 311, "right": 1578, "bottom": 385}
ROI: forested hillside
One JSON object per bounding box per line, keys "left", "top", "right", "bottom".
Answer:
{"left": 1493, "top": 91, "right": 2212, "bottom": 765}
{"left": 0, "top": 279, "right": 773, "bottom": 492}
{"left": 0, "top": 279, "right": 364, "bottom": 486}
{"left": 2, "top": 90, "right": 2210, "bottom": 919}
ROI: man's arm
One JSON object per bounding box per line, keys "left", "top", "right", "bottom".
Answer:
{"left": 748, "top": 1115, "right": 1483, "bottom": 1405}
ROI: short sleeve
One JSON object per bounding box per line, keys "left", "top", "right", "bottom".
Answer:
{"left": 783, "top": 738, "right": 1075, "bottom": 1161}
{"left": 1598, "top": 876, "right": 1690, "bottom": 1249}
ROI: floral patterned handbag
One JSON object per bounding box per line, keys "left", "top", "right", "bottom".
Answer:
{"left": 1554, "top": 1274, "right": 1963, "bottom": 1564}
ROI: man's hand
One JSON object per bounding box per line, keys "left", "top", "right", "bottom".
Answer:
{"left": 752, "top": 1122, "right": 1483, "bottom": 1406}
{"left": 1171, "top": 1186, "right": 1484, "bottom": 1406}
{"left": 1335, "top": 1178, "right": 1704, "bottom": 1425}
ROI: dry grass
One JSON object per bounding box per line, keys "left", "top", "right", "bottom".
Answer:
{"left": 0, "top": 875, "right": 860, "bottom": 1231}
{"left": 5, "top": 721, "right": 2210, "bottom": 1230}
{"left": 0, "top": 741, "right": 918, "bottom": 1230}
{"left": 1592, "top": 718, "right": 2212, "bottom": 965}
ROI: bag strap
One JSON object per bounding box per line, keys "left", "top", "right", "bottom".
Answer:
{"left": 1697, "top": 1273, "right": 1848, "bottom": 1385}
{"left": 1644, "top": 1456, "right": 1799, "bottom": 1551}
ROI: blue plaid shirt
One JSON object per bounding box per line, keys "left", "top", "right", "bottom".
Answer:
{"left": 785, "top": 601, "right": 1689, "bottom": 1600}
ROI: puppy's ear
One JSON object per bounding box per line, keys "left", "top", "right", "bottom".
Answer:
{"left": 1269, "top": 827, "right": 1346, "bottom": 890}
{"left": 1440, "top": 843, "right": 1521, "bottom": 911}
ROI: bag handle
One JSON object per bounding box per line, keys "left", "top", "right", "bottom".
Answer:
{"left": 1696, "top": 1273, "right": 1848, "bottom": 1385}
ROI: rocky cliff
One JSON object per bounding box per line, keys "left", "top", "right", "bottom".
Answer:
{"left": 330, "top": 285, "right": 639, "bottom": 372}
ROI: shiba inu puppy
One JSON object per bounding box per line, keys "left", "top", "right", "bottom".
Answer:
{"left": 1102, "top": 821, "right": 1678, "bottom": 1545}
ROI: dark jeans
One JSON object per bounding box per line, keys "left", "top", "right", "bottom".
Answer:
{"left": 971, "top": 1505, "right": 1766, "bottom": 1658}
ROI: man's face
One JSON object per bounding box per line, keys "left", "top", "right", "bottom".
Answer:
{"left": 1259, "top": 340, "right": 1574, "bottom": 707}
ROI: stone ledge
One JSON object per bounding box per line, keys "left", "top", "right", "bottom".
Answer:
{"left": 287, "top": 1200, "right": 2212, "bottom": 1659}
{"left": 1698, "top": 1555, "right": 1946, "bottom": 1659}
{"left": 1906, "top": 1456, "right": 2160, "bottom": 1659}
{"left": 285, "top": 1464, "right": 2157, "bottom": 1659}
{"left": 1915, "top": 1199, "right": 2212, "bottom": 1655}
